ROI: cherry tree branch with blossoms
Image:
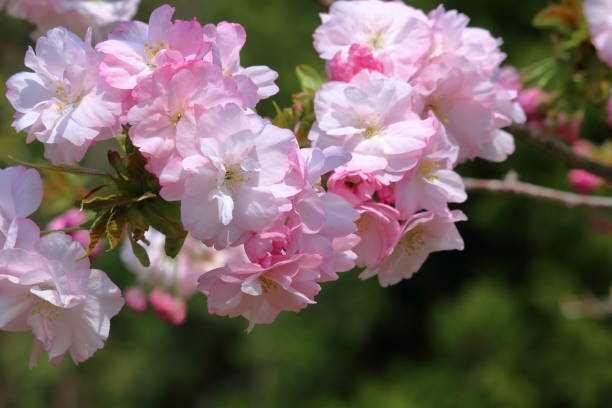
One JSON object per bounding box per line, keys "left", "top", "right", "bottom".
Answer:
{"left": 2, "top": 0, "right": 612, "bottom": 367}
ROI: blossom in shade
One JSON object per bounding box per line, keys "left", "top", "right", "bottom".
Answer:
{"left": 0, "top": 233, "right": 124, "bottom": 367}
{"left": 309, "top": 70, "right": 432, "bottom": 183}
{"left": 360, "top": 210, "right": 466, "bottom": 287}
{"left": 584, "top": 0, "right": 612, "bottom": 67}
{"left": 176, "top": 104, "right": 298, "bottom": 249}
{"left": 96, "top": 5, "right": 210, "bottom": 90}
{"left": 6, "top": 27, "right": 123, "bottom": 164}
{"left": 120, "top": 228, "right": 245, "bottom": 299}
{"left": 0, "top": 166, "right": 42, "bottom": 250}
{"left": 353, "top": 202, "right": 401, "bottom": 270}
{"left": 46, "top": 209, "right": 101, "bottom": 258}
{"left": 568, "top": 169, "right": 603, "bottom": 195}
{"left": 198, "top": 254, "right": 322, "bottom": 331}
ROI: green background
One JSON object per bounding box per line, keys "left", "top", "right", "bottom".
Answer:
{"left": 3, "top": 1, "right": 612, "bottom": 407}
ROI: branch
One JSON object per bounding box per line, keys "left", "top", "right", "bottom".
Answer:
{"left": 515, "top": 124, "right": 612, "bottom": 184}
{"left": 464, "top": 172, "right": 612, "bottom": 209}
{"left": 561, "top": 288, "right": 612, "bottom": 319}
{"left": 312, "top": 0, "right": 335, "bottom": 5}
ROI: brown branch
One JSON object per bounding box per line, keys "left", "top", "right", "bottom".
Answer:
{"left": 464, "top": 172, "right": 612, "bottom": 209}
{"left": 561, "top": 287, "right": 612, "bottom": 319}
{"left": 515, "top": 124, "right": 612, "bottom": 184}
{"left": 312, "top": 0, "right": 335, "bottom": 6}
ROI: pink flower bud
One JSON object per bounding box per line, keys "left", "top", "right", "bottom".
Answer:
{"left": 125, "top": 286, "right": 148, "bottom": 312}
{"left": 149, "top": 289, "right": 187, "bottom": 325}
{"left": 516, "top": 88, "right": 549, "bottom": 117}
{"left": 553, "top": 114, "right": 581, "bottom": 144}
{"left": 568, "top": 169, "right": 603, "bottom": 195}
{"left": 571, "top": 139, "right": 594, "bottom": 156}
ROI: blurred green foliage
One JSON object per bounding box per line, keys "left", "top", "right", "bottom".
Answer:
{"left": 3, "top": 1, "right": 612, "bottom": 407}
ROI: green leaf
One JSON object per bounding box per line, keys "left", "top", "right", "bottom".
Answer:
{"left": 296, "top": 65, "right": 324, "bottom": 93}
{"left": 164, "top": 234, "right": 186, "bottom": 258}
{"left": 129, "top": 234, "right": 151, "bottom": 267}
{"left": 106, "top": 206, "right": 128, "bottom": 251}
{"left": 82, "top": 210, "right": 112, "bottom": 259}
{"left": 81, "top": 194, "right": 129, "bottom": 212}
{"left": 107, "top": 150, "right": 128, "bottom": 180}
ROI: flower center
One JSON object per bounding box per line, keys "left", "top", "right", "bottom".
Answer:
{"left": 260, "top": 276, "right": 279, "bottom": 294}
{"left": 420, "top": 160, "right": 441, "bottom": 180}
{"left": 144, "top": 42, "right": 165, "bottom": 59}
{"left": 171, "top": 112, "right": 183, "bottom": 126}
{"left": 366, "top": 31, "right": 386, "bottom": 51}
{"left": 30, "top": 296, "right": 61, "bottom": 322}
{"left": 403, "top": 227, "right": 425, "bottom": 255}
{"left": 54, "top": 85, "right": 82, "bottom": 111}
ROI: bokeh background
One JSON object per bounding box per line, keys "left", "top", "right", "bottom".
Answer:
{"left": 3, "top": 0, "right": 612, "bottom": 407}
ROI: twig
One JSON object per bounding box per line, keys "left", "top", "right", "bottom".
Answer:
{"left": 464, "top": 172, "right": 612, "bottom": 209}
{"left": 515, "top": 124, "right": 612, "bottom": 184}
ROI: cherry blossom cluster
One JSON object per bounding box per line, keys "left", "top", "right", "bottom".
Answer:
{"left": 2, "top": 1, "right": 528, "bottom": 365}
{"left": 0, "top": 166, "right": 123, "bottom": 367}
{"left": 0, "top": 0, "right": 140, "bottom": 40}
{"left": 309, "top": 0, "right": 525, "bottom": 285}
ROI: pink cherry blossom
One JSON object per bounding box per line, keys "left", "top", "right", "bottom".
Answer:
{"left": 198, "top": 254, "right": 322, "bottom": 331}
{"left": 569, "top": 169, "right": 603, "bottom": 195}
{"left": 394, "top": 119, "right": 466, "bottom": 217}
{"left": 329, "top": 44, "right": 384, "bottom": 82}
{"left": 6, "top": 27, "right": 123, "bottom": 164}
{"left": 584, "top": 0, "right": 612, "bottom": 67}
{"left": 353, "top": 202, "right": 401, "bottom": 270}
{"left": 412, "top": 54, "right": 524, "bottom": 162}
{"left": 4, "top": 0, "right": 140, "bottom": 41}
{"left": 203, "top": 22, "right": 279, "bottom": 102}
{"left": 176, "top": 105, "right": 298, "bottom": 249}
{"left": 0, "top": 166, "right": 42, "bottom": 250}
{"left": 309, "top": 70, "right": 432, "bottom": 183}
{"left": 360, "top": 210, "right": 466, "bottom": 287}
{"left": 242, "top": 146, "right": 359, "bottom": 285}
{"left": 96, "top": 5, "right": 210, "bottom": 90}
{"left": 126, "top": 61, "right": 245, "bottom": 176}
{"left": 0, "top": 233, "right": 124, "bottom": 367}
{"left": 46, "top": 209, "right": 101, "bottom": 258}
{"left": 427, "top": 6, "right": 506, "bottom": 77}
{"left": 314, "top": 0, "right": 431, "bottom": 79}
